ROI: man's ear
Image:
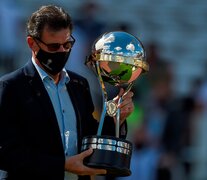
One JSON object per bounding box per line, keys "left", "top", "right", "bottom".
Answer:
{"left": 27, "top": 36, "right": 38, "bottom": 51}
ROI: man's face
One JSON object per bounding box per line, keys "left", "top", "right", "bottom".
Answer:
{"left": 27, "top": 26, "right": 74, "bottom": 77}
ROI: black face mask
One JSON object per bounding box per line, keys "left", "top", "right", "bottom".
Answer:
{"left": 36, "top": 48, "right": 71, "bottom": 75}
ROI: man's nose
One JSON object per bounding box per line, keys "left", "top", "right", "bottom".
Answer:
{"left": 58, "top": 45, "right": 67, "bottom": 52}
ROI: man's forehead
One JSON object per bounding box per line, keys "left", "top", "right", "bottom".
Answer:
{"left": 41, "top": 26, "right": 71, "bottom": 40}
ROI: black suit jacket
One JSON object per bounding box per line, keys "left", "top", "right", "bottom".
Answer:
{"left": 0, "top": 61, "right": 124, "bottom": 180}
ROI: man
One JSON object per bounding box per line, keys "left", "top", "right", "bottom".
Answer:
{"left": 0, "top": 5, "right": 134, "bottom": 180}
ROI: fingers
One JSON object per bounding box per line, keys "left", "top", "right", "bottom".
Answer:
{"left": 118, "top": 88, "right": 125, "bottom": 97}
{"left": 65, "top": 148, "right": 107, "bottom": 176}
{"left": 118, "top": 91, "right": 134, "bottom": 109}
{"left": 120, "top": 103, "right": 134, "bottom": 114}
{"left": 113, "top": 88, "right": 133, "bottom": 102}
{"left": 78, "top": 149, "right": 107, "bottom": 175}
{"left": 113, "top": 88, "right": 124, "bottom": 102}
{"left": 122, "top": 90, "right": 134, "bottom": 100}
{"left": 81, "top": 166, "right": 107, "bottom": 175}
{"left": 80, "top": 148, "right": 93, "bottom": 159}
{"left": 112, "top": 89, "right": 134, "bottom": 124}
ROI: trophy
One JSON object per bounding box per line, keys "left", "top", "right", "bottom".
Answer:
{"left": 81, "top": 31, "right": 149, "bottom": 176}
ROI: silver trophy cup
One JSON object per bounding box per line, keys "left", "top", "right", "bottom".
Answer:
{"left": 81, "top": 31, "right": 149, "bottom": 176}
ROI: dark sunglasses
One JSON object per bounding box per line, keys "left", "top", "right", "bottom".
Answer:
{"left": 35, "top": 35, "right": 75, "bottom": 52}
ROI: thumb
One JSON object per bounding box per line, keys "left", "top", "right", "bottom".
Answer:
{"left": 118, "top": 88, "right": 125, "bottom": 97}
{"left": 113, "top": 88, "right": 124, "bottom": 101}
{"left": 80, "top": 148, "right": 93, "bottom": 159}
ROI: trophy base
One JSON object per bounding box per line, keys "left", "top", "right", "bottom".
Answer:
{"left": 81, "top": 135, "right": 133, "bottom": 177}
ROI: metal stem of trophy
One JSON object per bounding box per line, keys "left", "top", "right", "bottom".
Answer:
{"left": 116, "top": 97, "right": 121, "bottom": 137}
{"left": 96, "top": 61, "right": 108, "bottom": 136}
{"left": 115, "top": 82, "right": 133, "bottom": 137}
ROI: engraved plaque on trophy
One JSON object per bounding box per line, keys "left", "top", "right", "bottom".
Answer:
{"left": 81, "top": 31, "right": 149, "bottom": 176}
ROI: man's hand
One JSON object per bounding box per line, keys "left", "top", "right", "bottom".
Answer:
{"left": 65, "top": 148, "right": 107, "bottom": 176}
{"left": 113, "top": 88, "right": 134, "bottom": 125}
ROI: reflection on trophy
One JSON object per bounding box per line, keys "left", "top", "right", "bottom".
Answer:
{"left": 81, "top": 31, "right": 149, "bottom": 176}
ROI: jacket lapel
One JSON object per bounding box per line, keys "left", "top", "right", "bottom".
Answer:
{"left": 23, "top": 61, "right": 56, "bottom": 120}
{"left": 23, "top": 61, "right": 63, "bottom": 149}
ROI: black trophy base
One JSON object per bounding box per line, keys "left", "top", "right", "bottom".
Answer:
{"left": 81, "top": 135, "right": 133, "bottom": 177}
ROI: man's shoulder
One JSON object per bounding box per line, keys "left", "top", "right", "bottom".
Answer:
{"left": 0, "top": 61, "right": 34, "bottom": 83}
{"left": 0, "top": 67, "right": 26, "bottom": 92}
{"left": 0, "top": 67, "right": 24, "bottom": 83}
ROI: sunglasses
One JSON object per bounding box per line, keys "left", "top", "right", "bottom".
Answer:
{"left": 35, "top": 35, "right": 75, "bottom": 52}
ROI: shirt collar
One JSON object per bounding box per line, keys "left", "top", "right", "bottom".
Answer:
{"left": 32, "top": 57, "right": 70, "bottom": 84}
